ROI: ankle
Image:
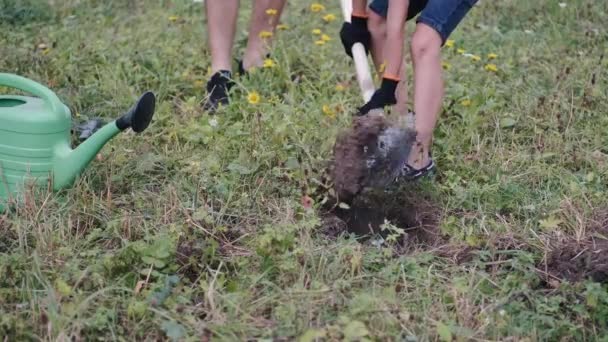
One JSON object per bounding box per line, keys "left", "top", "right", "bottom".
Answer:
{"left": 242, "top": 49, "right": 266, "bottom": 71}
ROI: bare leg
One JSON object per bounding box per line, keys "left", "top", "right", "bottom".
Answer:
{"left": 368, "top": 8, "right": 409, "bottom": 116}
{"left": 242, "top": 0, "right": 287, "bottom": 70}
{"left": 409, "top": 23, "right": 443, "bottom": 168}
{"left": 206, "top": 0, "right": 240, "bottom": 73}
{"left": 367, "top": 10, "right": 387, "bottom": 72}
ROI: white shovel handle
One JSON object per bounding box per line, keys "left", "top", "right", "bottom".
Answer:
{"left": 340, "top": 0, "right": 376, "bottom": 102}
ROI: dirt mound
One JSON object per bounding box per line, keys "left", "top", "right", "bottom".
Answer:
{"left": 331, "top": 113, "right": 388, "bottom": 202}
{"left": 545, "top": 209, "right": 608, "bottom": 283}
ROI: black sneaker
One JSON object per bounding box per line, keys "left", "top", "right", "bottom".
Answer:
{"left": 395, "top": 158, "right": 436, "bottom": 182}
{"left": 203, "top": 70, "right": 234, "bottom": 113}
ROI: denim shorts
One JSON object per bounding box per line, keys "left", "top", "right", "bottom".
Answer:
{"left": 369, "top": 0, "right": 478, "bottom": 44}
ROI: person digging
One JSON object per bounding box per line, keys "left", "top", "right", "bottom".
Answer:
{"left": 339, "top": 0, "right": 478, "bottom": 182}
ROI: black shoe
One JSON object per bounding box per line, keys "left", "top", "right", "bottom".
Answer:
{"left": 395, "top": 158, "right": 436, "bottom": 182}
{"left": 203, "top": 70, "right": 234, "bottom": 113}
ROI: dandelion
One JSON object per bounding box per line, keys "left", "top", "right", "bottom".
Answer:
{"left": 277, "top": 24, "right": 289, "bottom": 30}
{"left": 194, "top": 80, "right": 204, "bottom": 87}
{"left": 168, "top": 15, "right": 179, "bottom": 22}
{"left": 312, "top": 28, "right": 322, "bottom": 35}
{"left": 445, "top": 39, "right": 455, "bottom": 48}
{"left": 558, "top": 2, "right": 566, "bottom": 8}
{"left": 484, "top": 63, "right": 498, "bottom": 72}
{"left": 259, "top": 30, "right": 273, "bottom": 39}
{"left": 470, "top": 54, "right": 481, "bottom": 62}
{"left": 460, "top": 99, "right": 472, "bottom": 107}
{"left": 322, "top": 105, "right": 336, "bottom": 118}
{"left": 310, "top": 3, "right": 326, "bottom": 12}
{"left": 321, "top": 34, "right": 331, "bottom": 42}
{"left": 315, "top": 40, "right": 326, "bottom": 45}
{"left": 248, "top": 91, "right": 260, "bottom": 104}
{"left": 323, "top": 14, "right": 336, "bottom": 22}
{"left": 263, "top": 58, "right": 276, "bottom": 68}
{"left": 265, "top": 8, "right": 278, "bottom": 16}
{"left": 487, "top": 53, "right": 498, "bottom": 59}
{"left": 442, "top": 62, "right": 451, "bottom": 70}
{"left": 457, "top": 48, "right": 465, "bottom": 54}
{"left": 335, "top": 84, "right": 345, "bottom": 91}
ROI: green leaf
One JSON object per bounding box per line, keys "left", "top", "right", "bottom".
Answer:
{"left": 285, "top": 156, "right": 300, "bottom": 169}
{"left": 161, "top": 320, "right": 185, "bottom": 341}
{"left": 298, "top": 328, "right": 327, "bottom": 342}
{"left": 55, "top": 278, "right": 72, "bottom": 296}
{"left": 343, "top": 320, "right": 369, "bottom": 341}
{"left": 436, "top": 322, "right": 453, "bottom": 342}
{"left": 141, "top": 256, "right": 166, "bottom": 268}
{"left": 539, "top": 216, "right": 562, "bottom": 230}
{"left": 500, "top": 117, "right": 517, "bottom": 128}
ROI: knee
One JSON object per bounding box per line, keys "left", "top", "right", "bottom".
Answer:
{"left": 410, "top": 25, "right": 442, "bottom": 62}
{"left": 367, "top": 11, "right": 386, "bottom": 39}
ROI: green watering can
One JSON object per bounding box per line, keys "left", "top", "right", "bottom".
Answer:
{"left": 0, "top": 73, "right": 156, "bottom": 211}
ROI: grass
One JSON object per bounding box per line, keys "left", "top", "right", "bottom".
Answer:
{"left": 1, "top": 0, "right": 608, "bottom": 340}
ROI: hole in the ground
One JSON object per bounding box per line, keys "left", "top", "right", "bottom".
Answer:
{"left": 320, "top": 185, "right": 443, "bottom": 251}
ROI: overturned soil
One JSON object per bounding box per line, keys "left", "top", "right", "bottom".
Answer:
{"left": 331, "top": 113, "right": 388, "bottom": 202}
{"left": 544, "top": 210, "right": 608, "bottom": 283}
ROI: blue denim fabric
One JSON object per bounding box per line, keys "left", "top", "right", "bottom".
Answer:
{"left": 368, "top": 0, "right": 478, "bottom": 44}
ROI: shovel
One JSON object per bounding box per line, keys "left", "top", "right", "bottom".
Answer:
{"left": 333, "top": 0, "right": 417, "bottom": 201}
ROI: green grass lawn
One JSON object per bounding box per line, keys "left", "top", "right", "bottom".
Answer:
{"left": 1, "top": 0, "right": 608, "bottom": 340}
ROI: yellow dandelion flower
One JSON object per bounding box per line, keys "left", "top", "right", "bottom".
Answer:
{"left": 310, "top": 3, "right": 326, "bottom": 12}
{"left": 487, "top": 53, "right": 498, "bottom": 59}
{"left": 259, "top": 30, "right": 273, "bottom": 39}
{"left": 194, "top": 80, "right": 204, "bottom": 87}
{"left": 484, "top": 63, "right": 498, "bottom": 72}
{"left": 312, "top": 28, "right": 322, "bottom": 35}
{"left": 168, "top": 15, "right": 179, "bottom": 22}
{"left": 265, "top": 8, "right": 278, "bottom": 16}
{"left": 248, "top": 92, "right": 260, "bottom": 104}
{"left": 335, "top": 84, "right": 345, "bottom": 91}
{"left": 315, "top": 40, "right": 326, "bottom": 45}
{"left": 323, "top": 14, "right": 336, "bottom": 22}
{"left": 263, "top": 58, "right": 276, "bottom": 68}
{"left": 42, "top": 48, "right": 51, "bottom": 55}
{"left": 277, "top": 24, "right": 289, "bottom": 30}
{"left": 457, "top": 48, "right": 465, "bottom": 54}
{"left": 321, "top": 34, "right": 331, "bottom": 42}
{"left": 471, "top": 55, "right": 481, "bottom": 62}
{"left": 442, "top": 62, "right": 451, "bottom": 70}
{"left": 322, "top": 104, "right": 335, "bottom": 118}
{"left": 460, "top": 99, "right": 471, "bottom": 107}
{"left": 445, "top": 39, "right": 455, "bottom": 48}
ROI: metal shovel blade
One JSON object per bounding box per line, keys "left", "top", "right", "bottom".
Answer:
{"left": 360, "top": 111, "right": 417, "bottom": 189}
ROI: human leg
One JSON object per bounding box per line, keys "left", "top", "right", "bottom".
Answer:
{"left": 241, "top": 0, "right": 287, "bottom": 71}
{"left": 401, "top": 0, "right": 477, "bottom": 177}
{"left": 204, "top": 0, "right": 240, "bottom": 111}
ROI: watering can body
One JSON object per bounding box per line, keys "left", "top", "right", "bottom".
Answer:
{"left": 0, "top": 73, "right": 155, "bottom": 211}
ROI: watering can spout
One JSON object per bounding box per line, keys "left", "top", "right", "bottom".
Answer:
{"left": 53, "top": 92, "right": 156, "bottom": 189}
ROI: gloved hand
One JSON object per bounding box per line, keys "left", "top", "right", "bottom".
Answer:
{"left": 339, "top": 15, "right": 371, "bottom": 58}
{"left": 357, "top": 78, "right": 399, "bottom": 116}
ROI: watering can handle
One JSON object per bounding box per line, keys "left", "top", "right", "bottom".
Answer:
{"left": 0, "top": 73, "right": 64, "bottom": 115}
